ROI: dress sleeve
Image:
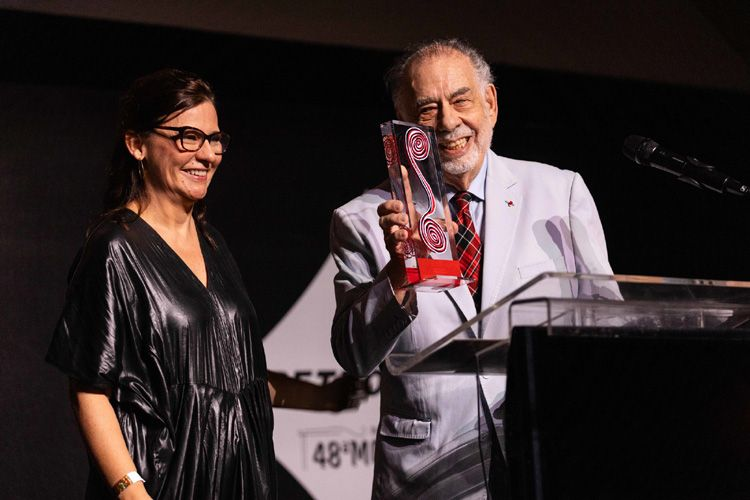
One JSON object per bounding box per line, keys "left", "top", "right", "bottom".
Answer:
{"left": 46, "top": 233, "right": 131, "bottom": 389}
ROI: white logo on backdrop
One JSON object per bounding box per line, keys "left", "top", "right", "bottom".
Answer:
{"left": 263, "top": 256, "right": 380, "bottom": 500}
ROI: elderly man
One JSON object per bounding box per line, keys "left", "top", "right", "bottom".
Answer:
{"left": 330, "top": 39, "right": 613, "bottom": 498}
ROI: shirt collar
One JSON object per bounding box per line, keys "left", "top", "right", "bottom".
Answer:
{"left": 446, "top": 153, "right": 488, "bottom": 202}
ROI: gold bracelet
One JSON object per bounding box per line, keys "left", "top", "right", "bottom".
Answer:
{"left": 112, "top": 471, "right": 145, "bottom": 494}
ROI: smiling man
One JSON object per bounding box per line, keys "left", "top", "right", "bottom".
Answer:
{"left": 330, "top": 39, "right": 613, "bottom": 499}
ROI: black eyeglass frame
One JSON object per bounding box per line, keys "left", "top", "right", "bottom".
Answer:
{"left": 151, "top": 126, "right": 231, "bottom": 155}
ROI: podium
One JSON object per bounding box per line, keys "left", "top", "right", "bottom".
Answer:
{"left": 385, "top": 273, "right": 750, "bottom": 500}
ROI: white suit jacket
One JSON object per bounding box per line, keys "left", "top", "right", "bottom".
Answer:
{"left": 330, "top": 151, "right": 613, "bottom": 499}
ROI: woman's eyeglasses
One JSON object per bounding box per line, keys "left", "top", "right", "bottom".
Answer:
{"left": 152, "top": 126, "right": 231, "bottom": 155}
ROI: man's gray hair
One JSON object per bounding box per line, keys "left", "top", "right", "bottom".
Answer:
{"left": 385, "top": 38, "right": 495, "bottom": 109}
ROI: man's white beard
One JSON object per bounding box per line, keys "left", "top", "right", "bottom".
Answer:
{"left": 441, "top": 145, "right": 479, "bottom": 175}
{"left": 439, "top": 127, "right": 493, "bottom": 176}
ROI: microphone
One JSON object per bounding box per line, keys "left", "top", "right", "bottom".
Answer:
{"left": 622, "top": 135, "right": 748, "bottom": 196}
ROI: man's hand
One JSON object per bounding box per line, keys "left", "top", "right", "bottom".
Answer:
{"left": 377, "top": 200, "right": 414, "bottom": 301}
{"left": 378, "top": 199, "right": 412, "bottom": 261}
{"left": 320, "top": 374, "right": 369, "bottom": 412}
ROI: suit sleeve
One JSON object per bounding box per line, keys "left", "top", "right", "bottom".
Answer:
{"left": 569, "top": 173, "right": 613, "bottom": 275}
{"left": 329, "top": 207, "right": 417, "bottom": 377}
{"left": 568, "top": 173, "right": 624, "bottom": 300}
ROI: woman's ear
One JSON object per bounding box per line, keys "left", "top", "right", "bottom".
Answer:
{"left": 124, "top": 132, "right": 145, "bottom": 160}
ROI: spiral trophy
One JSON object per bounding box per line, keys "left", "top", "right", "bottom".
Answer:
{"left": 380, "top": 120, "right": 467, "bottom": 291}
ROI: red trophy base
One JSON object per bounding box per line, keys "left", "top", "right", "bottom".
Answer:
{"left": 405, "top": 258, "right": 470, "bottom": 292}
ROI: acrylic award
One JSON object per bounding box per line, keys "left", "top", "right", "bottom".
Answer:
{"left": 380, "top": 120, "right": 468, "bottom": 291}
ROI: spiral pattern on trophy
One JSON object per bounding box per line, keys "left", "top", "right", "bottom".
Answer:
{"left": 383, "top": 135, "right": 397, "bottom": 166}
{"left": 406, "top": 128, "right": 430, "bottom": 161}
{"left": 405, "top": 127, "right": 447, "bottom": 254}
{"left": 421, "top": 218, "right": 446, "bottom": 252}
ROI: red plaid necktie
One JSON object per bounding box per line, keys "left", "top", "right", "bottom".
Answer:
{"left": 452, "top": 191, "right": 482, "bottom": 297}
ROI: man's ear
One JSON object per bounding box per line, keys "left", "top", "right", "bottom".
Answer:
{"left": 485, "top": 83, "right": 499, "bottom": 126}
{"left": 124, "top": 131, "right": 145, "bottom": 160}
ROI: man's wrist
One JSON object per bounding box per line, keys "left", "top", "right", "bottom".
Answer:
{"left": 385, "top": 259, "right": 409, "bottom": 293}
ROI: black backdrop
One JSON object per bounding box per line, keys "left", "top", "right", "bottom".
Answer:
{"left": 1, "top": 9, "right": 749, "bottom": 499}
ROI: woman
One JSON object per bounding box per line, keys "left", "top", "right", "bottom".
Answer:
{"left": 47, "top": 69, "right": 276, "bottom": 499}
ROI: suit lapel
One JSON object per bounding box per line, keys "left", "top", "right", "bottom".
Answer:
{"left": 481, "top": 153, "right": 522, "bottom": 311}
{"left": 441, "top": 153, "right": 521, "bottom": 339}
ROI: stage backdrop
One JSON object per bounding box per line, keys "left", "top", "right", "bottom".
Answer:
{"left": 1, "top": 9, "right": 750, "bottom": 500}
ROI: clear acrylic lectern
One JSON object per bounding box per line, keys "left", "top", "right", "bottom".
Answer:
{"left": 385, "top": 273, "right": 750, "bottom": 500}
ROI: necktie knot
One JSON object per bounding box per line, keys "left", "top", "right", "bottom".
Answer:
{"left": 452, "top": 191, "right": 473, "bottom": 212}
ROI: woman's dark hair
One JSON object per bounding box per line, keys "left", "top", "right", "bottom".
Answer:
{"left": 99, "top": 68, "right": 217, "bottom": 241}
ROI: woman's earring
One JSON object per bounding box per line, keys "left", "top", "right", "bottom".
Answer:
{"left": 138, "top": 160, "right": 145, "bottom": 179}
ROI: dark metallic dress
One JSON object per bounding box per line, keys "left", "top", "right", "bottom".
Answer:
{"left": 47, "top": 210, "right": 276, "bottom": 499}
